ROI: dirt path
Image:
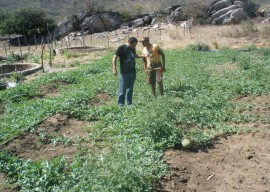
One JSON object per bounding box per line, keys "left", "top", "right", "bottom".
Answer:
{"left": 159, "top": 129, "right": 270, "bottom": 192}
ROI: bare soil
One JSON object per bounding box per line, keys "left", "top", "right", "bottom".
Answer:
{"left": 38, "top": 81, "right": 71, "bottom": 98}
{"left": 159, "top": 96, "right": 270, "bottom": 192}
{"left": 1, "top": 114, "right": 95, "bottom": 161}
{"left": 236, "top": 96, "right": 270, "bottom": 115}
{"left": 227, "top": 96, "right": 270, "bottom": 130}
{"left": 159, "top": 130, "right": 270, "bottom": 192}
{"left": 90, "top": 92, "right": 113, "bottom": 106}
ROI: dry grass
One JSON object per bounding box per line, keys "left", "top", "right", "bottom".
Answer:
{"left": 1, "top": 21, "right": 270, "bottom": 77}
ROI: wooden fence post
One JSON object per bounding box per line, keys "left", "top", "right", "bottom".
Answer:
{"left": 65, "top": 40, "right": 69, "bottom": 49}
{"left": 90, "top": 34, "right": 93, "bottom": 45}
{"left": 18, "top": 38, "right": 22, "bottom": 53}
{"left": 107, "top": 33, "right": 110, "bottom": 47}
{"left": 3, "top": 43, "right": 7, "bottom": 56}
{"left": 47, "top": 37, "right": 50, "bottom": 49}
{"left": 41, "top": 36, "right": 44, "bottom": 50}
{"left": 49, "top": 42, "right": 53, "bottom": 67}
{"left": 41, "top": 44, "right": 45, "bottom": 73}
{"left": 34, "top": 35, "right": 38, "bottom": 50}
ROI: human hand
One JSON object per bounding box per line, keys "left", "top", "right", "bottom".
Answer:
{"left": 162, "top": 67, "right": 166, "bottom": 72}
{"left": 113, "top": 69, "right": 117, "bottom": 76}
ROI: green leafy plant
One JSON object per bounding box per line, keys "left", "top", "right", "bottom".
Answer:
{"left": 10, "top": 71, "right": 24, "bottom": 83}
{"left": 0, "top": 79, "right": 7, "bottom": 90}
{"left": 0, "top": 7, "right": 55, "bottom": 36}
{"left": 187, "top": 43, "right": 210, "bottom": 51}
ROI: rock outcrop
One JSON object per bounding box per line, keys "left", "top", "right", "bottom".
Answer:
{"left": 163, "top": 5, "right": 189, "bottom": 23}
{"left": 208, "top": 0, "right": 260, "bottom": 25}
{"left": 53, "top": 11, "right": 122, "bottom": 40}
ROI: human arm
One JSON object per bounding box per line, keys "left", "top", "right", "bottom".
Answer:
{"left": 159, "top": 49, "right": 166, "bottom": 72}
{"left": 136, "top": 54, "right": 147, "bottom": 59}
{"left": 112, "top": 55, "right": 118, "bottom": 76}
{"left": 143, "top": 57, "right": 148, "bottom": 73}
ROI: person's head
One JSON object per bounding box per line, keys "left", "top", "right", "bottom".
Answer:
{"left": 139, "top": 37, "right": 150, "bottom": 47}
{"left": 128, "top": 37, "right": 138, "bottom": 48}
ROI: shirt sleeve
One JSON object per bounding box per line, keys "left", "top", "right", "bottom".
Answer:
{"left": 115, "top": 45, "right": 123, "bottom": 56}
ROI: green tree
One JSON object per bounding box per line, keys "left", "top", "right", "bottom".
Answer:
{"left": 0, "top": 7, "right": 55, "bottom": 36}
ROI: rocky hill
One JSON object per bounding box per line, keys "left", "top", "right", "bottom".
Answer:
{"left": 0, "top": 0, "right": 268, "bottom": 19}
{"left": 3, "top": 0, "right": 270, "bottom": 46}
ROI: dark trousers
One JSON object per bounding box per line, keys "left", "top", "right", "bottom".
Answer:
{"left": 118, "top": 73, "right": 136, "bottom": 106}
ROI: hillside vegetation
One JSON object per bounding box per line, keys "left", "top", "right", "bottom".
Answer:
{"left": 0, "top": 0, "right": 268, "bottom": 20}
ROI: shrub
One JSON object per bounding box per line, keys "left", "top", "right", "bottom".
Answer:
{"left": 120, "top": 11, "right": 133, "bottom": 22}
{"left": 187, "top": 43, "right": 210, "bottom": 51}
{"left": 10, "top": 71, "right": 24, "bottom": 83}
{"left": 0, "top": 79, "right": 7, "bottom": 90}
{"left": 241, "top": 20, "right": 258, "bottom": 36}
{"left": 0, "top": 7, "right": 55, "bottom": 36}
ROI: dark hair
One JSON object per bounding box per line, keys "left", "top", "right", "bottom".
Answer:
{"left": 128, "top": 37, "right": 138, "bottom": 44}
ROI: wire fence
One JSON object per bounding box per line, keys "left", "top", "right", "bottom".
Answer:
{"left": 0, "top": 25, "right": 170, "bottom": 70}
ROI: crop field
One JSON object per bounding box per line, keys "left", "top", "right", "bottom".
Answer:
{"left": 0, "top": 47, "right": 270, "bottom": 191}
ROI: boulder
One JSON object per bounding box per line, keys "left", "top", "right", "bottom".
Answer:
{"left": 76, "top": 11, "right": 89, "bottom": 22}
{"left": 265, "top": 9, "right": 270, "bottom": 18}
{"left": 8, "top": 35, "right": 28, "bottom": 46}
{"left": 130, "top": 18, "right": 144, "bottom": 28}
{"left": 223, "top": 8, "right": 249, "bottom": 24}
{"left": 80, "top": 15, "right": 105, "bottom": 33}
{"left": 149, "top": 11, "right": 158, "bottom": 18}
{"left": 262, "top": 18, "right": 270, "bottom": 23}
{"left": 212, "top": 10, "right": 232, "bottom": 24}
{"left": 211, "top": 5, "right": 242, "bottom": 20}
{"left": 153, "top": 24, "right": 159, "bottom": 29}
{"left": 143, "top": 16, "right": 152, "bottom": 25}
{"left": 171, "top": 4, "right": 182, "bottom": 11}
{"left": 169, "top": 7, "right": 187, "bottom": 22}
{"left": 208, "top": 0, "right": 232, "bottom": 14}
{"left": 53, "top": 16, "right": 79, "bottom": 40}
{"left": 164, "top": 7, "right": 173, "bottom": 15}
{"left": 100, "top": 12, "right": 122, "bottom": 31}
{"left": 151, "top": 18, "right": 158, "bottom": 25}
{"left": 208, "top": 0, "right": 259, "bottom": 25}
